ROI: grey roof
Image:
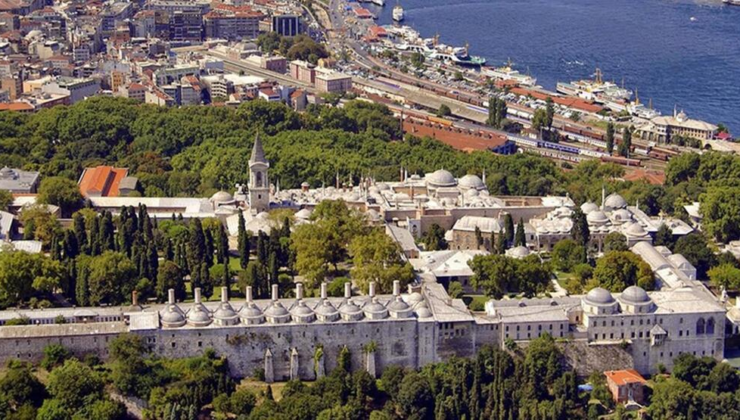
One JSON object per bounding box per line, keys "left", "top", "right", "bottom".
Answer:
{"left": 619, "top": 286, "right": 650, "bottom": 304}
{"left": 0, "top": 167, "right": 39, "bottom": 193}
{"left": 118, "top": 176, "right": 139, "bottom": 191}
{"left": 250, "top": 133, "right": 266, "bottom": 164}
{"left": 585, "top": 287, "right": 615, "bottom": 305}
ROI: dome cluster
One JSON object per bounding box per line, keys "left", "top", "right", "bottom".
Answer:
{"left": 582, "top": 285, "right": 655, "bottom": 315}
{"left": 159, "top": 281, "right": 431, "bottom": 329}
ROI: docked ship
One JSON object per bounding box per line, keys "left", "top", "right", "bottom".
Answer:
{"left": 723, "top": 0, "right": 740, "bottom": 6}
{"left": 430, "top": 42, "right": 486, "bottom": 66}
{"left": 392, "top": 3, "right": 404, "bottom": 21}
{"left": 556, "top": 68, "right": 632, "bottom": 103}
{"left": 601, "top": 91, "right": 660, "bottom": 119}
{"left": 482, "top": 59, "right": 537, "bottom": 87}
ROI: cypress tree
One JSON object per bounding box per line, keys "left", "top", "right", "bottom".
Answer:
{"left": 164, "top": 238, "right": 174, "bottom": 261}
{"left": 504, "top": 214, "right": 514, "bottom": 245}
{"left": 497, "top": 230, "right": 508, "bottom": 254}
{"left": 63, "top": 229, "right": 79, "bottom": 260}
{"left": 605, "top": 122, "right": 615, "bottom": 154}
{"left": 204, "top": 228, "right": 214, "bottom": 267}
{"left": 73, "top": 213, "right": 87, "bottom": 254}
{"left": 188, "top": 218, "right": 206, "bottom": 273}
{"left": 23, "top": 218, "right": 35, "bottom": 240}
{"left": 257, "top": 231, "right": 268, "bottom": 265}
{"left": 218, "top": 223, "right": 229, "bottom": 264}
{"left": 570, "top": 208, "right": 590, "bottom": 248}
{"left": 222, "top": 258, "right": 230, "bottom": 288}
{"left": 88, "top": 216, "right": 100, "bottom": 256}
{"left": 148, "top": 242, "right": 159, "bottom": 281}
{"left": 200, "top": 263, "right": 213, "bottom": 300}
{"left": 238, "top": 212, "right": 249, "bottom": 269}
{"left": 268, "top": 252, "right": 279, "bottom": 284}
{"left": 515, "top": 218, "right": 526, "bottom": 247}
{"left": 76, "top": 265, "right": 89, "bottom": 306}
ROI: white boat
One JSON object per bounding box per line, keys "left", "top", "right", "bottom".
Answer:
{"left": 723, "top": 0, "right": 740, "bottom": 6}
{"left": 430, "top": 43, "right": 486, "bottom": 66}
{"left": 482, "top": 59, "right": 537, "bottom": 87}
{"left": 392, "top": 4, "right": 404, "bottom": 21}
{"left": 555, "top": 68, "right": 632, "bottom": 103}
{"left": 372, "top": 0, "right": 385, "bottom": 6}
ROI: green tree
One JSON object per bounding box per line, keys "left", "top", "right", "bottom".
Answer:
{"left": 80, "top": 251, "right": 137, "bottom": 305}
{"left": 674, "top": 233, "right": 716, "bottom": 279}
{"left": 504, "top": 214, "right": 515, "bottom": 245}
{"left": 0, "top": 251, "right": 63, "bottom": 307}
{"left": 0, "top": 362, "right": 47, "bottom": 409}
{"left": 238, "top": 213, "right": 250, "bottom": 269}
{"left": 654, "top": 224, "right": 675, "bottom": 249}
{"left": 591, "top": 251, "right": 654, "bottom": 291}
{"left": 605, "top": 122, "right": 615, "bottom": 154}
{"left": 700, "top": 186, "right": 740, "bottom": 242}
{"left": 551, "top": 239, "right": 586, "bottom": 272}
{"left": 618, "top": 127, "right": 632, "bottom": 158}
{"left": 422, "top": 223, "right": 448, "bottom": 251}
{"left": 515, "top": 218, "right": 526, "bottom": 247}
{"left": 570, "top": 208, "right": 590, "bottom": 249}
{"left": 436, "top": 104, "right": 451, "bottom": 118}
{"left": 545, "top": 97, "right": 555, "bottom": 131}
{"left": 37, "top": 177, "right": 82, "bottom": 216}
{"left": 41, "top": 344, "right": 71, "bottom": 371}
{"left": 156, "top": 260, "right": 185, "bottom": 302}
{"left": 603, "top": 232, "right": 628, "bottom": 252}
{"left": 708, "top": 263, "right": 740, "bottom": 291}
{"left": 448, "top": 281, "right": 463, "bottom": 298}
{"left": 0, "top": 189, "right": 13, "bottom": 210}
{"left": 349, "top": 229, "right": 414, "bottom": 294}
{"left": 47, "top": 359, "right": 103, "bottom": 411}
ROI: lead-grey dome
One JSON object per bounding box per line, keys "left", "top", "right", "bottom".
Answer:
{"left": 604, "top": 193, "right": 627, "bottom": 210}
{"left": 210, "top": 190, "right": 234, "bottom": 203}
{"left": 339, "top": 299, "right": 362, "bottom": 315}
{"left": 239, "top": 303, "right": 264, "bottom": 320}
{"left": 0, "top": 167, "right": 17, "bottom": 180}
{"left": 264, "top": 302, "right": 289, "bottom": 317}
{"left": 508, "top": 246, "right": 530, "bottom": 258}
{"left": 427, "top": 169, "right": 457, "bottom": 187}
{"left": 459, "top": 174, "right": 484, "bottom": 190}
{"left": 187, "top": 306, "right": 212, "bottom": 326}
{"left": 625, "top": 222, "right": 647, "bottom": 237}
{"left": 580, "top": 201, "right": 599, "bottom": 214}
{"left": 213, "top": 302, "right": 238, "bottom": 321}
{"left": 587, "top": 210, "right": 609, "bottom": 224}
{"left": 161, "top": 305, "right": 186, "bottom": 326}
{"left": 585, "top": 287, "right": 615, "bottom": 305}
{"left": 314, "top": 299, "right": 338, "bottom": 316}
{"left": 621, "top": 285, "right": 650, "bottom": 303}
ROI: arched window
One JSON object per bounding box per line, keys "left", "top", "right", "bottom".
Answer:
{"left": 696, "top": 318, "right": 705, "bottom": 335}
{"left": 707, "top": 318, "right": 715, "bottom": 335}
{"left": 255, "top": 172, "right": 263, "bottom": 188}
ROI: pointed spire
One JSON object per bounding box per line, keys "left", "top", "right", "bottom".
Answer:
{"left": 250, "top": 132, "right": 266, "bottom": 164}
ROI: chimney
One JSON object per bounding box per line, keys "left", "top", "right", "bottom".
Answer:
{"left": 393, "top": 280, "right": 400, "bottom": 297}
{"left": 369, "top": 282, "right": 376, "bottom": 298}
{"left": 168, "top": 289, "right": 175, "bottom": 305}
{"left": 271, "top": 284, "right": 279, "bottom": 301}
{"left": 221, "top": 287, "right": 228, "bottom": 303}
{"left": 344, "top": 282, "right": 351, "bottom": 299}
{"left": 194, "top": 287, "right": 202, "bottom": 304}
{"left": 321, "top": 283, "right": 328, "bottom": 299}
{"left": 132, "top": 290, "right": 138, "bottom": 306}
{"left": 246, "top": 286, "right": 253, "bottom": 303}
{"left": 296, "top": 283, "right": 304, "bottom": 300}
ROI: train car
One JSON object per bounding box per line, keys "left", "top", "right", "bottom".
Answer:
{"left": 427, "top": 116, "right": 454, "bottom": 127}
{"left": 508, "top": 135, "right": 540, "bottom": 148}
{"left": 542, "top": 141, "right": 580, "bottom": 155}
{"left": 580, "top": 149, "right": 609, "bottom": 158}
{"left": 601, "top": 155, "right": 641, "bottom": 167}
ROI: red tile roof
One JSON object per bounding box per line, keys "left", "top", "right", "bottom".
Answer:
{"left": 0, "top": 102, "right": 33, "bottom": 111}
{"left": 78, "top": 166, "right": 128, "bottom": 197}
{"left": 604, "top": 369, "right": 647, "bottom": 386}
{"left": 623, "top": 168, "right": 665, "bottom": 185}
{"left": 510, "top": 87, "right": 603, "bottom": 114}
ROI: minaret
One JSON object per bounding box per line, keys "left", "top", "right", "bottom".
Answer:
{"left": 248, "top": 133, "right": 270, "bottom": 214}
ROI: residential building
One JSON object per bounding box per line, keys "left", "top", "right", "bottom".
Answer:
{"left": 0, "top": 166, "right": 39, "bottom": 193}
{"left": 78, "top": 166, "right": 134, "bottom": 198}
{"left": 605, "top": 369, "right": 647, "bottom": 405}
{"left": 315, "top": 71, "right": 352, "bottom": 93}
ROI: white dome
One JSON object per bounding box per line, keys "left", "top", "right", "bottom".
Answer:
{"left": 621, "top": 286, "right": 650, "bottom": 303}
{"left": 210, "top": 190, "right": 234, "bottom": 203}
{"left": 465, "top": 189, "right": 479, "bottom": 198}
{"left": 585, "top": 287, "right": 614, "bottom": 305}
{"left": 604, "top": 193, "right": 627, "bottom": 210}
{"left": 295, "top": 208, "right": 312, "bottom": 220}
{"left": 427, "top": 169, "right": 457, "bottom": 187}
{"left": 587, "top": 210, "right": 609, "bottom": 224}
{"left": 459, "top": 174, "right": 485, "bottom": 190}
{"left": 580, "top": 202, "right": 599, "bottom": 214}
{"left": 612, "top": 209, "right": 632, "bottom": 222}
{"left": 508, "top": 246, "right": 530, "bottom": 258}
{"left": 625, "top": 222, "right": 647, "bottom": 237}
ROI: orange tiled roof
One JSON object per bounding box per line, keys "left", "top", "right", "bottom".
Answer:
{"left": 78, "top": 165, "right": 128, "bottom": 197}
{"left": 604, "top": 369, "right": 647, "bottom": 386}
{"left": 623, "top": 168, "right": 666, "bottom": 185}
{"left": 0, "top": 102, "right": 33, "bottom": 111}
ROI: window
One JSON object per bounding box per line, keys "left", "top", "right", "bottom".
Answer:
{"left": 707, "top": 318, "right": 715, "bottom": 335}
{"left": 696, "top": 318, "right": 706, "bottom": 335}
{"left": 679, "top": 330, "right": 683, "bottom": 337}
{"left": 198, "top": 341, "right": 202, "bottom": 347}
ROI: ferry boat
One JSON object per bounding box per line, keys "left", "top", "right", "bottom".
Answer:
{"left": 482, "top": 59, "right": 537, "bottom": 87}
{"left": 372, "top": 0, "right": 385, "bottom": 6}
{"left": 556, "top": 68, "right": 632, "bottom": 103}
{"left": 392, "top": 4, "right": 404, "bottom": 21}
{"left": 430, "top": 43, "right": 486, "bottom": 66}
{"left": 723, "top": 0, "right": 740, "bottom": 6}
